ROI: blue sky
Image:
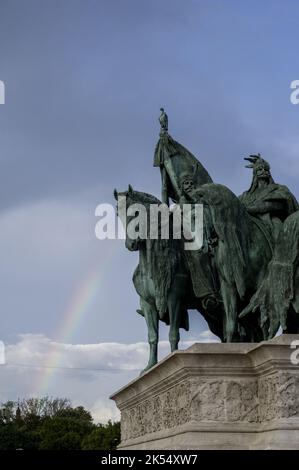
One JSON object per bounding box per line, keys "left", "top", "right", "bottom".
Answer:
{"left": 0, "top": 0, "right": 298, "bottom": 420}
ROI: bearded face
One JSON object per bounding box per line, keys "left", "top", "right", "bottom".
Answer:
{"left": 255, "top": 163, "right": 271, "bottom": 182}
{"left": 181, "top": 178, "right": 194, "bottom": 194}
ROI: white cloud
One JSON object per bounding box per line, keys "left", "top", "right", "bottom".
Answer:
{"left": 6, "top": 334, "right": 148, "bottom": 371}
{"left": 0, "top": 331, "right": 218, "bottom": 423}
{"left": 5, "top": 332, "right": 218, "bottom": 373}
{"left": 90, "top": 399, "right": 120, "bottom": 423}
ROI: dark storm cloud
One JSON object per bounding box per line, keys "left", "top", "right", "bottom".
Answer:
{"left": 1, "top": 0, "right": 297, "bottom": 213}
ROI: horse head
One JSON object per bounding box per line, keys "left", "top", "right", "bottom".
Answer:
{"left": 114, "top": 185, "right": 161, "bottom": 252}
{"left": 189, "top": 183, "right": 248, "bottom": 233}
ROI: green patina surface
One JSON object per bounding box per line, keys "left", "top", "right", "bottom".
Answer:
{"left": 115, "top": 111, "right": 299, "bottom": 373}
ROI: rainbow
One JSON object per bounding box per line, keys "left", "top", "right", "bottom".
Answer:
{"left": 35, "top": 243, "right": 120, "bottom": 396}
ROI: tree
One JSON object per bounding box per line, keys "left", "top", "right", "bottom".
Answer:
{"left": 55, "top": 405, "right": 93, "bottom": 422}
{"left": 0, "top": 423, "right": 21, "bottom": 450}
{"left": 39, "top": 406, "right": 94, "bottom": 450}
{"left": 0, "top": 401, "right": 16, "bottom": 424}
{"left": 19, "top": 396, "right": 71, "bottom": 419}
{"left": 81, "top": 421, "right": 120, "bottom": 450}
{"left": 0, "top": 397, "right": 121, "bottom": 450}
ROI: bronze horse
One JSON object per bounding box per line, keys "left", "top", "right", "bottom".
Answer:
{"left": 190, "top": 183, "right": 274, "bottom": 342}
{"left": 114, "top": 185, "right": 224, "bottom": 373}
{"left": 114, "top": 182, "right": 276, "bottom": 373}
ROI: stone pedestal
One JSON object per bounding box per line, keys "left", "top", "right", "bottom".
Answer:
{"left": 110, "top": 335, "right": 299, "bottom": 449}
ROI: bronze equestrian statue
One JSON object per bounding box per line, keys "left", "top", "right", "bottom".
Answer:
{"left": 115, "top": 111, "right": 299, "bottom": 372}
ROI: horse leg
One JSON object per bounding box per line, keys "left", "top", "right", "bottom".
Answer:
{"left": 168, "top": 286, "right": 182, "bottom": 353}
{"left": 140, "top": 298, "right": 159, "bottom": 375}
{"left": 221, "top": 283, "right": 238, "bottom": 342}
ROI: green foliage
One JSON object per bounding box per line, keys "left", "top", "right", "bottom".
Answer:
{"left": 81, "top": 421, "right": 121, "bottom": 450}
{"left": 0, "top": 401, "right": 15, "bottom": 423}
{"left": 0, "top": 423, "right": 21, "bottom": 449}
{"left": 0, "top": 397, "right": 120, "bottom": 450}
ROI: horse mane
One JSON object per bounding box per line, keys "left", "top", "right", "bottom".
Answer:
{"left": 130, "top": 190, "right": 161, "bottom": 206}
{"left": 202, "top": 184, "right": 251, "bottom": 299}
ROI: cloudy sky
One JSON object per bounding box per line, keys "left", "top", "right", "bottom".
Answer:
{"left": 0, "top": 0, "right": 298, "bottom": 422}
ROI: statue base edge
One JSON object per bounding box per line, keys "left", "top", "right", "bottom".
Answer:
{"left": 110, "top": 335, "right": 299, "bottom": 450}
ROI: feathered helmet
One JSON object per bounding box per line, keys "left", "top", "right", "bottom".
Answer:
{"left": 244, "top": 153, "right": 274, "bottom": 192}
{"left": 244, "top": 153, "right": 270, "bottom": 171}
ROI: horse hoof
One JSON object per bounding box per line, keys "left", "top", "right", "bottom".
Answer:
{"left": 140, "top": 362, "right": 157, "bottom": 376}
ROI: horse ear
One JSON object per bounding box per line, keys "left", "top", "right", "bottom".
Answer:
{"left": 128, "top": 184, "right": 133, "bottom": 195}
{"left": 113, "top": 189, "right": 118, "bottom": 200}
